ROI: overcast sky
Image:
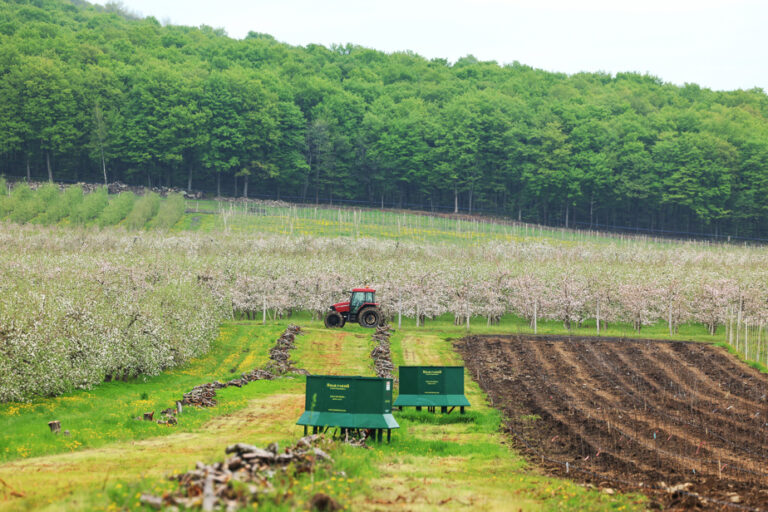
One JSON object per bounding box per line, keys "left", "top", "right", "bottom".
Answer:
{"left": 93, "top": 0, "right": 766, "bottom": 92}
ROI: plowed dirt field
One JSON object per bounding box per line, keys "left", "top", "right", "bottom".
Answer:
{"left": 457, "top": 335, "right": 768, "bottom": 510}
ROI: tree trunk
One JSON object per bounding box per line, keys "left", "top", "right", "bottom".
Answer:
{"left": 668, "top": 304, "right": 673, "bottom": 336}
{"left": 233, "top": 174, "right": 237, "bottom": 197}
{"left": 565, "top": 203, "right": 569, "bottom": 228}
{"left": 243, "top": 175, "right": 248, "bottom": 198}
{"left": 315, "top": 164, "right": 320, "bottom": 204}
{"left": 46, "top": 151, "right": 53, "bottom": 182}
{"left": 26, "top": 155, "right": 31, "bottom": 181}
{"left": 216, "top": 172, "right": 221, "bottom": 197}
{"left": 398, "top": 293, "right": 402, "bottom": 329}
{"left": 596, "top": 300, "right": 600, "bottom": 335}
{"left": 465, "top": 304, "right": 470, "bottom": 331}
{"left": 187, "top": 166, "right": 193, "bottom": 191}
{"left": 454, "top": 186, "right": 458, "bottom": 214}
{"left": 468, "top": 186, "right": 473, "bottom": 214}
{"left": 100, "top": 146, "right": 107, "bottom": 184}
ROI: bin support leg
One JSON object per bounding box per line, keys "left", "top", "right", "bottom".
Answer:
{"left": 441, "top": 406, "right": 447, "bottom": 413}
{"left": 387, "top": 429, "right": 391, "bottom": 443}
{"left": 416, "top": 406, "right": 422, "bottom": 411}
{"left": 304, "top": 426, "right": 308, "bottom": 436}
{"left": 460, "top": 406, "right": 465, "bottom": 414}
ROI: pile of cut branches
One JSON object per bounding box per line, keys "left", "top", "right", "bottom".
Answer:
{"left": 370, "top": 324, "right": 394, "bottom": 379}
{"left": 264, "top": 324, "right": 309, "bottom": 376}
{"left": 181, "top": 325, "right": 306, "bottom": 409}
{"left": 140, "top": 435, "right": 341, "bottom": 511}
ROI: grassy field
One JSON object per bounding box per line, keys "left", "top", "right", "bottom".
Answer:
{"left": 182, "top": 199, "right": 707, "bottom": 248}
{"left": 0, "top": 317, "right": 649, "bottom": 511}
{"left": 0, "top": 323, "right": 284, "bottom": 463}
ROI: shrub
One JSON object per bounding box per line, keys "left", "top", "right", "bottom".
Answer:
{"left": 34, "top": 183, "right": 61, "bottom": 216}
{"left": 151, "top": 193, "right": 185, "bottom": 229}
{"left": 39, "top": 185, "right": 83, "bottom": 225}
{"left": 97, "top": 191, "right": 136, "bottom": 227}
{"left": 71, "top": 187, "right": 109, "bottom": 225}
{"left": 124, "top": 192, "right": 160, "bottom": 230}
{"left": 7, "top": 183, "right": 39, "bottom": 223}
{"left": 0, "top": 255, "right": 224, "bottom": 402}
{"left": 0, "top": 177, "right": 9, "bottom": 218}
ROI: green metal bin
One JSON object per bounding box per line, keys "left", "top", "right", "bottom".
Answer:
{"left": 394, "top": 366, "right": 471, "bottom": 413}
{"left": 297, "top": 375, "right": 399, "bottom": 442}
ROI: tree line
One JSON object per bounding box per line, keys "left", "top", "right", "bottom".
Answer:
{"left": 2, "top": 0, "right": 768, "bottom": 237}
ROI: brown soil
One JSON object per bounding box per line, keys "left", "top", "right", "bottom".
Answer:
{"left": 457, "top": 335, "right": 768, "bottom": 511}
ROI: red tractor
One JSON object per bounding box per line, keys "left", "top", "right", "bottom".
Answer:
{"left": 324, "top": 288, "right": 382, "bottom": 328}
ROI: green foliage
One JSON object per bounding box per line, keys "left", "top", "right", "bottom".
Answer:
{"left": 71, "top": 186, "right": 109, "bottom": 225}
{"left": 96, "top": 191, "right": 136, "bottom": 226}
{"left": 0, "top": 181, "right": 8, "bottom": 218}
{"left": 36, "top": 185, "right": 84, "bottom": 225}
{"left": 1, "top": 0, "right": 768, "bottom": 237}
{"left": 151, "top": 192, "right": 185, "bottom": 229}
{"left": 5, "top": 183, "right": 38, "bottom": 223}
{"left": 123, "top": 192, "right": 160, "bottom": 229}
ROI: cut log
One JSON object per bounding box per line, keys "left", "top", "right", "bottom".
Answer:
{"left": 202, "top": 474, "right": 216, "bottom": 511}
{"left": 139, "top": 494, "right": 164, "bottom": 510}
{"left": 143, "top": 411, "right": 154, "bottom": 421}
{"left": 48, "top": 420, "right": 61, "bottom": 434}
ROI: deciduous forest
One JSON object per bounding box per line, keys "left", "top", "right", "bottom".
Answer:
{"left": 2, "top": 0, "right": 768, "bottom": 237}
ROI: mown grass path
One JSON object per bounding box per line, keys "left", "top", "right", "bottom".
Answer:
{"left": 346, "top": 330, "right": 646, "bottom": 511}
{"left": 1, "top": 321, "right": 646, "bottom": 511}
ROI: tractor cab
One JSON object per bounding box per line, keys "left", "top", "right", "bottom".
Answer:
{"left": 326, "top": 288, "right": 381, "bottom": 328}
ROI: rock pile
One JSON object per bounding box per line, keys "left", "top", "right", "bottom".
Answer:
{"left": 370, "top": 324, "right": 395, "bottom": 379}
{"left": 139, "top": 435, "right": 337, "bottom": 511}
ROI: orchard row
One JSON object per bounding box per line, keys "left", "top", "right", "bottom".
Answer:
{"left": 2, "top": 223, "right": 768, "bottom": 401}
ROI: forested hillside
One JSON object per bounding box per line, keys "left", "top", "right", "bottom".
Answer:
{"left": 2, "top": 0, "right": 768, "bottom": 237}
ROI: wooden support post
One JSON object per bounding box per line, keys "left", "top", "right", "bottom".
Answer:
{"left": 387, "top": 429, "right": 391, "bottom": 443}
{"left": 441, "top": 406, "right": 448, "bottom": 413}
{"left": 416, "top": 406, "right": 422, "bottom": 411}
{"left": 304, "top": 426, "right": 308, "bottom": 436}
{"left": 460, "top": 406, "right": 465, "bottom": 414}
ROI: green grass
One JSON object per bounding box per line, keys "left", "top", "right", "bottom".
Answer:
{"left": 392, "top": 312, "right": 727, "bottom": 344}
{"left": 182, "top": 199, "right": 701, "bottom": 248}
{"left": 0, "top": 322, "right": 284, "bottom": 463}
{"left": 0, "top": 317, "right": 654, "bottom": 511}
{"left": 0, "top": 313, "right": 725, "bottom": 464}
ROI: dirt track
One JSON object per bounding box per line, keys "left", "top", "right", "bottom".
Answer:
{"left": 457, "top": 335, "right": 768, "bottom": 511}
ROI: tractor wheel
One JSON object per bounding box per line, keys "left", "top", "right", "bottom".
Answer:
{"left": 324, "top": 310, "right": 345, "bottom": 328}
{"left": 358, "top": 307, "right": 381, "bottom": 328}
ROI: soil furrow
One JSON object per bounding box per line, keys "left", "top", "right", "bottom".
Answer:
{"left": 457, "top": 335, "right": 768, "bottom": 511}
